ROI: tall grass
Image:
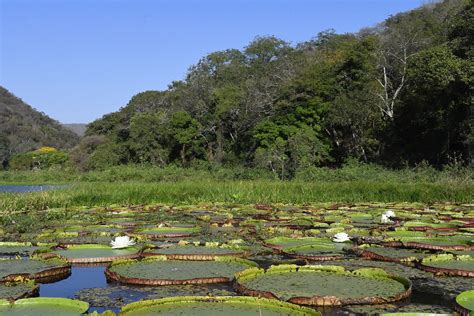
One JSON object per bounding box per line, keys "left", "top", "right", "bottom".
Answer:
{"left": 0, "top": 163, "right": 473, "bottom": 184}
{"left": 1, "top": 163, "right": 472, "bottom": 214}
{"left": 1, "top": 180, "right": 473, "bottom": 214}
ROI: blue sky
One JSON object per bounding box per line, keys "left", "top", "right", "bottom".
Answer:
{"left": 1, "top": 0, "right": 422, "bottom": 123}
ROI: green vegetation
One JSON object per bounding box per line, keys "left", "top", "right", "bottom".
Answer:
{"left": 9, "top": 147, "right": 69, "bottom": 171}
{"left": 0, "top": 87, "right": 79, "bottom": 168}
{"left": 60, "top": 0, "right": 472, "bottom": 177}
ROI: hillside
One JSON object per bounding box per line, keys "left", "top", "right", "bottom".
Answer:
{"left": 63, "top": 123, "right": 87, "bottom": 137}
{"left": 0, "top": 86, "right": 80, "bottom": 166}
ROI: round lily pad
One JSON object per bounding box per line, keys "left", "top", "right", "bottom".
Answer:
{"left": 398, "top": 236, "right": 473, "bottom": 251}
{"left": 142, "top": 245, "right": 248, "bottom": 260}
{"left": 455, "top": 290, "right": 474, "bottom": 316}
{"left": 106, "top": 256, "right": 257, "bottom": 285}
{"left": 0, "top": 242, "right": 38, "bottom": 257}
{"left": 0, "top": 257, "right": 70, "bottom": 282}
{"left": 263, "top": 237, "right": 332, "bottom": 251}
{"left": 119, "top": 296, "right": 320, "bottom": 315}
{"left": 0, "top": 281, "right": 38, "bottom": 300}
{"left": 0, "top": 297, "right": 89, "bottom": 315}
{"left": 417, "top": 254, "right": 473, "bottom": 277}
{"left": 52, "top": 244, "right": 141, "bottom": 263}
{"left": 354, "top": 246, "right": 430, "bottom": 263}
{"left": 235, "top": 265, "right": 412, "bottom": 306}
{"left": 134, "top": 227, "right": 199, "bottom": 239}
{"left": 282, "top": 243, "right": 346, "bottom": 261}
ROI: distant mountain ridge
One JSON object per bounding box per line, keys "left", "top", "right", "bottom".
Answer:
{"left": 63, "top": 123, "right": 87, "bottom": 137}
{"left": 0, "top": 86, "right": 80, "bottom": 165}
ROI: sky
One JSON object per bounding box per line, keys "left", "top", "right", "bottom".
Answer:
{"left": 0, "top": 0, "right": 423, "bottom": 124}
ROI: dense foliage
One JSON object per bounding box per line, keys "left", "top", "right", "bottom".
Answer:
{"left": 9, "top": 147, "right": 69, "bottom": 170}
{"left": 0, "top": 87, "right": 79, "bottom": 168}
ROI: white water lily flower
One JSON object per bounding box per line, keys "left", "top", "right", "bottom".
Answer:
{"left": 110, "top": 236, "right": 136, "bottom": 249}
{"left": 381, "top": 214, "right": 393, "bottom": 224}
{"left": 384, "top": 210, "right": 396, "bottom": 218}
{"left": 332, "top": 232, "right": 350, "bottom": 243}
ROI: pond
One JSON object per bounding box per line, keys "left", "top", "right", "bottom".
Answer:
{"left": 0, "top": 202, "right": 472, "bottom": 315}
{"left": 0, "top": 185, "right": 62, "bottom": 193}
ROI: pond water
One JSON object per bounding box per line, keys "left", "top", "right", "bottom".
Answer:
{"left": 0, "top": 185, "right": 62, "bottom": 193}
{"left": 34, "top": 262, "right": 454, "bottom": 315}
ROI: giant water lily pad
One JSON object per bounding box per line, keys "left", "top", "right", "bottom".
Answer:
{"left": 0, "top": 257, "right": 70, "bottom": 282}
{"left": 235, "top": 265, "right": 411, "bottom": 306}
{"left": 118, "top": 296, "right": 320, "bottom": 315}
{"left": 0, "top": 297, "right": 89, "bottom": 315}
{"left": 263, "top": 237, "right": 335, "bottom": 251}
{"left": 388, "top": 235, "right": 474, "bottom": 251}
{"left": 52, "top": 244, "right": 141, "bottom": 263}
{"left": 417, "top": 254, "right": 473, "bottom": 277}
{"left": 354, "top": 245, "right": 430, "bottom": 262}
{"left": 455, "top": 290, "right": 474, "bottom": 316}
{"left": 282, "top": 242, "right": 346, "bottom": 261}
{"left": 142, "top": 245, "right": 248, "bottom": 260}
{"left": 64, "top": 224, "right": 124, "bottom": 234}
{"left": 0, "top": 242, "right": 38, "bottom": 257}
{"left": 135, "top": 227, "right": 199, "bottom": 239}
{"left": 0, "top": 281, "right": 38, "bottom": 300}
{"left": 106, "top": 256, "right": 256, "bottom": 285}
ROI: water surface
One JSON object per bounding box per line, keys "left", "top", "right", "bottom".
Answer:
{"left": 0, "top": 185, "right": 62, "bottom": 193}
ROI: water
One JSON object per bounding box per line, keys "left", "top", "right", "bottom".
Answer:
{"left": 33, "top": 262, "right": 454, "bottom": 315}
{"left": 0, "top": 185, "right": 62, "bottom": 193}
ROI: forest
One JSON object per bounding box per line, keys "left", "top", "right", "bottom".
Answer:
{"left": 2, "top": 0, "right": 473, "bottom": 180}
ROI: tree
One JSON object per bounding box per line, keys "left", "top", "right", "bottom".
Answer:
{"left": 388, "top": 45, "right": 471, "bottom": 165}
{"left": 170, "top": 111, "right": 203, "bottom": 165}
{"left": 129, "top": 112, "right": 169, "bottom": 165}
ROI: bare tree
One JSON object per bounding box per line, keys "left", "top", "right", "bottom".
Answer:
{"left": 375, "top": 23, "right": 421, "bottom": 120}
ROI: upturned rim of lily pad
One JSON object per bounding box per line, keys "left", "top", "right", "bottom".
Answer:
{"left": 0, "top": 256, "right": 71, "bottom": 283}
{"left": 141, "top": 245, "right": 250, "bottom": 260}
{"left": 455, "top": 290, "right": 474, "bottom": 316}
{"left": 263, "top": 237, "right": 330, "bottom": 251}
{"left": 118, "top": 295, "right": 320, "bottom": 316}
{"left": 0, "top": 280, "right": 39, "bottom": 301}
{"left": 50, "top": 244, "right": 141, "bottom": 264}
{"left": 281, "top": 243, "right": 345, "bottom": 261}
{"left": 133, "top": 226, "right": 200, "bottom": 239}
{"left": 351, "top": 244, "right": 427, "bottom": 263}
{"left": 105, "top": 255, "right": 257, "bottom": 286}
{"left": 234, "top": 264, "right": 412, "bottom": 306}
{"left": 0, "top": 297, "right": 89, "bottom": 314}
{"left": 416, "top": 254, "right": 473, "bottom": 277}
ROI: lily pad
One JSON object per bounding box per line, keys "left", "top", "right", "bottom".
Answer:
{"left": 235, "top": 265, "right": 411, "bottom": 306}
{"left": 118, "top": 296, "right": 320, "bottom": 316}
{"left": 142, "top": 245, "right": 248, "bottom": 260}
{"left": 52, "top": 244, "right": 141, "bottom": 263}
{"left": 263, "top": 237, "right": 332, "bottom": 251}
{"left": 0, "top": 242, "right": 38, "bottom": 257}
{"left": 0, "top": 257, "right": 70, "bottom": 282}
{"left": 0, "top": 297, "right": 89, "bottom": 315}
{"left": 355, "top": 245, "right": 430, "bottom": 262}
{"left": 282, "top": 243, "right": 346, "bottom": 261}
{"left": 134, "top": 227, "right": 199, "bottom": 239}
{"left": 455, "top": 290, "right": 474, "bottom": 316}
{"left": 417, "top": 254, "right": 473, "bottom": 277}
{"left": 0, "top": 281, "right": 38, "bottom": 300}
{"left": 106, "top": 256, "right": 256, "bottom": 285}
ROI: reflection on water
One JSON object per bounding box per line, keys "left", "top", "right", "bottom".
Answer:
{"left": 0, "top": 185, "right": 62, "bottom": 193}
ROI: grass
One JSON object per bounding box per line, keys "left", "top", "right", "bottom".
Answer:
{"left": 1, "top": 180, "right": 473, "bottom": 215}
{"left": 0, "top": 163, "right": 472, "bottom": 215}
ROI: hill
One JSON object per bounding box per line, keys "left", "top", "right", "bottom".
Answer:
{"left": 63, "top": 123, "right": 87, "bottom": 137}
{"left": 0, "top": 86, "right": 80, "bottom": 166}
